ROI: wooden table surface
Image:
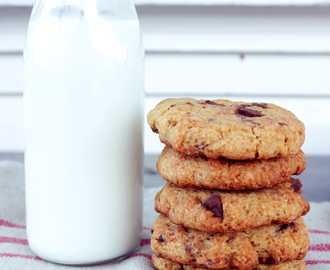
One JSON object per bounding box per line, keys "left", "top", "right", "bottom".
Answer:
{"left": 1, "top": 153, "right": 329, "bottom": 202}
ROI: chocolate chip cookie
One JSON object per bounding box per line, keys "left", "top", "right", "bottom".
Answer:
{"left": 151, "top": 214, "right": 310, "bottom": 270}
{"left": 147, "top": 98, "right": 305, "bottom": 160}
{"left": 157, "top": 146, "right": 306, "bottom": 190}
{"left": 152, "top": 255, "right": 307, "bottom": 270}
{"left": 155, "top": 180, "right": 309, "bottom": 233}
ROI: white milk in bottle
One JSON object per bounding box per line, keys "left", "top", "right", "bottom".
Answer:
{"left": 24, "top": 3, "right": 144, "bottom": 265}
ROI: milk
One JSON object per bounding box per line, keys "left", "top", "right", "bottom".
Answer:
{"left": 24, "top": 16, "right": 144, "bottom": 264}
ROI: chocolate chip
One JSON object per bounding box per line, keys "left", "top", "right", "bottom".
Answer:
{"left": 155, "top": 252, "right": 162, "bottom": 258}
{"left": 204, "top": 100, "right": 219, "bottom": 106}
{"left": 186, "top": 102, "right": 194, "bottom": 105}
{"left": 202, "top": 195, "right": 223, "bottom": 219}
{"left": 279, "top": 122, "right": 287, "bottom": 126}
{"left": 151, "top": 127, "right": 159, "bottom": 134}
{"left": 265, "top": 257, "right": 276, "bottom": 264}
{"left": 185, "top": 244, "right": 193, "bottom": 253}
{"left": 158, "top": 235, "right": 165, "bottom": 243}
{"left": 290, "top": 178, "right": 302, "bottom": 193}
{"left": 199, "top": 100, "right": 225, "bottom": 106}
{"left": 251, "top": 103, "right": 268, "bottom": 109}
{"left": 171, "top": 104, "right": 175, "bottom": 108}
{"left": 197, "top": 142, "right": 208, "bottom": 150}
{"left": 279, "top": 222, "right": 294, "bottom": 231}
{"left": 236, "top": 106, "right": 263, "bottom": 117}
{"left": 151, "top": 229, "right": 154, "bottom": 234}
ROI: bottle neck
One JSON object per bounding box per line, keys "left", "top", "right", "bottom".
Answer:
{"left": 31, "top": 0, "right": 138, "bottom": 21}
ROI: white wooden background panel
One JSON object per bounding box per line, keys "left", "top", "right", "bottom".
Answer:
{"left": 144, "top": 96, "right": 330, "bottom": 156}
{"left": 2, "top": 6, "right": 330, "bottom": 53}
{"left": 1, "top": 4, "right": 330, "bottom": 155}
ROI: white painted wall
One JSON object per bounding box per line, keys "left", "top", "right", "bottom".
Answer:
{"left": 1, "top": 3, "right": 330, "bottom": 155}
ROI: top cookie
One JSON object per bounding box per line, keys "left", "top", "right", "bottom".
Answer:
{"left": 147, "top": 98, "right": 305, "bottom": 160}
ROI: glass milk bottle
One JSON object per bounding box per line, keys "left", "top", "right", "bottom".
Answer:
{"left": 24, "top": 0, "right": 144, "bottom": 265}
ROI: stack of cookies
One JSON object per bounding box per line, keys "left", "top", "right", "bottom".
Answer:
{"left": 147, "top": 98, "right": 310, "bottom": 270}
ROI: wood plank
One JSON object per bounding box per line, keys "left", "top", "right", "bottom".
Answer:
{"left": 0, "top": 7, "right": 30, "bottom": 52}
{"left": 2, "top": 52, "right": 330, "bottom": 96}
{"left": 0, "top": 54, "right": 24, "bottom": 93}
{"left": 138, "top": 5, "right": 330, "bottom": 53}
{"left": 1, "top": 6, "right": 330, "bottom": 53}
{"left": 145, "top": 53, "right": 330, "bottom": 96}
